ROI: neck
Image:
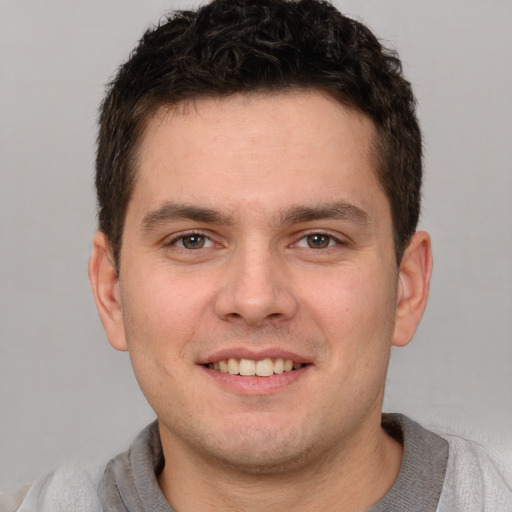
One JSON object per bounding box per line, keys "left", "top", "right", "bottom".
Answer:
{"left": 158, "top": 411, "right": 403, "bottom": 512}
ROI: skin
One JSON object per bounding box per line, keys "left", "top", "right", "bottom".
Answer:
{"left": 89, "top": 89, "right": 432, "bottom": 511}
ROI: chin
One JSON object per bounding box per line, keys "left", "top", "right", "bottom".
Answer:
{"left": 178, "top": 418, "right": 335, "bottom": 475}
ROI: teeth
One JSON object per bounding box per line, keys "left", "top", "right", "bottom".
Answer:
{"left": 239, "top": 358, "right": 256, "bottom": 376}
{"left": 274, "top": 358, "right": 284, "bottom": 374}
{"left": 255, "top": 358, "right": 274, "bottom": 377}
{"left": 227, "top": 358, "right": 239, "bottom": 375}
{"left": 207, "top": 358, "right": 303, "bottom": 377}
{"left": 219, "top": 360, "right": 228, "bottom": 373}
{"left": 283, "top": 359, "right": 294, "bottom": 372}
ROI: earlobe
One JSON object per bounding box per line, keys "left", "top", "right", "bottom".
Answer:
{"left": 88, "top": 232, "right": 128, "bottom": 351}
{"left": 392, "top": 231, "right": 433, "bottom": 348}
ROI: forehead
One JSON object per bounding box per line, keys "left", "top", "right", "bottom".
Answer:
{"left": 130, "top": 89, "right": 387, "bottom": 223}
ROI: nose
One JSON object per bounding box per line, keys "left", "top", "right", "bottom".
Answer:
{"left": 214, "top": 244, "right": 299, "bottom": 326}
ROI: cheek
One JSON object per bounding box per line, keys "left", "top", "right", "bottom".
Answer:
{"left": 119, "top": 264, "right": 221, "bottom": 382}
{"left": 305, "top": 263, "right": 395, "bottom": 319}
{"left": 124, "top": 265, "right": 205, "bottom": 329}
{"left": 300, "top": 263, "right": 398, "bottom": 357}
{"left": 119, "top": 273, "right": 197, "bottom": 409}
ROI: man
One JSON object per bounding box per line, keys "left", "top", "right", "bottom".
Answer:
{"left": 4, "top": 0, "right": 511, "bottom": 510}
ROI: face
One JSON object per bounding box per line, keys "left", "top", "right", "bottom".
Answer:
{"left": 91, "top": 89, "right": 430, "bottom": 473}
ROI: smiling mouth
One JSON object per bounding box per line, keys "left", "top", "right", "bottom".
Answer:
{"left": 205, "top": 358, "right": 305, "bottom": 377}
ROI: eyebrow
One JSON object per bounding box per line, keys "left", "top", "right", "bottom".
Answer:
{"left": 140, "top": 202, "right": 234, "bottom": 233}
{"left": 140, "top": 200, "right": 370, "bottom": 234}
{"left": 280, "top": 202, "right": 370, "bottom": 226}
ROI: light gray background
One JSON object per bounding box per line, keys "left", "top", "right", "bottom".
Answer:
{"left": 1, "top": 0, "right": 511, "bottom": 492}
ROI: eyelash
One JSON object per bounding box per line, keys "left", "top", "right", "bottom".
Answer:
{"left": 165, "top": 230, "right": 345, "bottom": 252}
{"left": 294, "top": 231, "right": 345, "bottom": 250}
{"left": 165, "top": 230, "right": 214, "bottom": 250}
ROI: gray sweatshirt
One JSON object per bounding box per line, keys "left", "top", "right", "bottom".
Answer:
{"left": 4, "top": 415, "right": 512, "bottom": 512}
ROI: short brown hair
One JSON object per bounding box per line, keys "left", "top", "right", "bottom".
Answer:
{"left": 96, "top": 0, "right": 422, "bottom": 269}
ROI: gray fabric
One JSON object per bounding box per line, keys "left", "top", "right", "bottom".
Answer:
{"left": 437, "top": 434, "right": 512, "bottom": 511}
{"left": 368, "top": 414, "right": 448, "bottom": 511}
{"left": 100, "top": 414, "right": 448, "bottom": 511}
{"left": 101, "top": 422, "right": 175, "bottom": 512}
{"left": 14, "top": 464, "right": 104, "bottom": 512}
{"left": 8, "top": 414, "right": 512, "bottom": 511}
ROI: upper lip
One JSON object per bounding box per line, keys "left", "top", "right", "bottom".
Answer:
{"left": 197, "top": 348, "right": 312, "bottom": 365}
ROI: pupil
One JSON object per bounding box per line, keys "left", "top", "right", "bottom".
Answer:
{"left": 183, "top": 235, "right": 204, "bottom": 249}
{"left": 307, "top": 234, "right": 329, "bottom": 249}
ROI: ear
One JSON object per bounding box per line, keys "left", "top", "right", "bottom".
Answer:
{"left": 392, "top": 231, "right": 433, "bottom": 348}
{"left": 88, "top": 232, "right": 128, "bottom": 351}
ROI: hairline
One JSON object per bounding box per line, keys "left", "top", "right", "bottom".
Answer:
{"left": 112, "top": 86, "right": 403, "bottom": 271}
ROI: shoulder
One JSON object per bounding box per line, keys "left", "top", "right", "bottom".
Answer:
{"left": 437, "top": 433, "right": 512, "bottom": 511}
{"left": 1, "top": 421, "right": 159, "bottom": 512}
{"left": 1, "top": 464, "right": 105, "bottom": 512}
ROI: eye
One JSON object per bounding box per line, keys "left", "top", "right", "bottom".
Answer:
{"left": 296, "top": 233, "right": 338, "bottom": 249}
{"left": 173, "top": 233, "right": 213, "bottom": 250}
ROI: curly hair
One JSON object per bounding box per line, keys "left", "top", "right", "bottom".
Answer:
{"left": 96, "top": 0, "right": 422, "bottom": 268}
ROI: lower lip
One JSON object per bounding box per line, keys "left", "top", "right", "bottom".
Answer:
{"left": 200, "top": 365, "right": 310, "bottom": 395}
